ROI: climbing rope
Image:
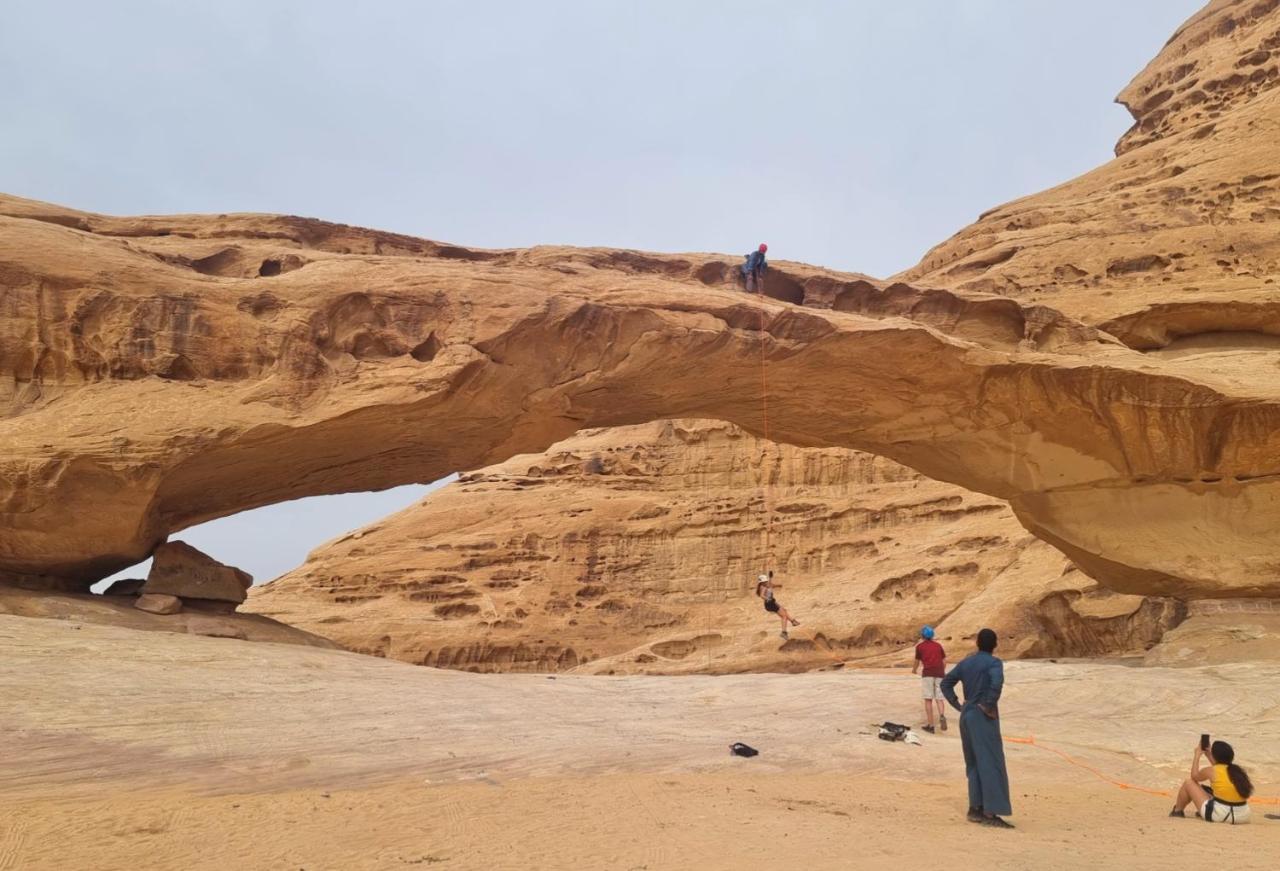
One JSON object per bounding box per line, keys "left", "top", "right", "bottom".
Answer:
{"left": 757, "top": 305, "right": 774, "bottom": 569}
{"left": 1003, "top": 733, "right": 1280, "bottom": 806}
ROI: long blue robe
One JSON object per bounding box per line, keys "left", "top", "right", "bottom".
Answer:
{"left": 941, "top": 650, "right": 1012, "bottom": 817}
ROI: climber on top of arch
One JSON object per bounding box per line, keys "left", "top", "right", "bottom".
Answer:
{"left": 741, "top": 243, "right": 768, "bottom": 294}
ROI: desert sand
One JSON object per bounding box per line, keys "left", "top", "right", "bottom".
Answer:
{"left": 2, "top": 615, "right": 1277, "bottom": 870}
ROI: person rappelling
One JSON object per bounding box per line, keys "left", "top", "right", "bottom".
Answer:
{"left": 756, "top": 570, "right": 800, "bottom": 639}
{"left": 741, "top": 243, "right": 768, "bottom": 293}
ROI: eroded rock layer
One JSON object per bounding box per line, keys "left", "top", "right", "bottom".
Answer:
{"left": 250, "top": 421, "right": 1180, "bottom": 672}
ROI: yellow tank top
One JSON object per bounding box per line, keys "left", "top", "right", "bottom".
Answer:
{"left": 1211, "top": 764, "right": 1246, "bottom": 804}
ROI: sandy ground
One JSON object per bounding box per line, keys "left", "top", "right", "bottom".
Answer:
{"left": 3, "top": 614, "right": 1278, "bottom": 870}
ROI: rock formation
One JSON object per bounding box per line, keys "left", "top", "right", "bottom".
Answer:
{"left": 4, "top": 187, "right": 1280, "bottom": 604}
{"left": 250, "top": 420, "right": 1180, "bottom": 672}
{"left": 901, "top": 0, "right": 1280, "bottom": 335}
{"left": 142, "top": 541, "right": 252, "bottom": 605}
{"left": 0, "top": 584, "right": 337, "bottom": 647}
{"left": 4, "top": 0, "right": 1280, "bottom": 635}
{"left": 236, "top": 0, "right": 1280, "bottom": 671}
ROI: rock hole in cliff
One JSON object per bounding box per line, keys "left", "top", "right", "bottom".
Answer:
{"left": 694, "top": 262, "right": 729, "bottom": 285}
{"left": 1143, "top": 330, "right": 1280, "bottom": 356}
{"left": 760, "top": 271, "right": 805, "bottom": 305}
{"left": 410, "top": 332, "right": 443, "bottom": 362}
{"left": 258, "top": 258, "right": 283, "bottom": 277}
{"left": 159, "top": 355, "right": 198, "bottom": 381}
{"left": 830, "top": 280, "right": 883, "bottom": 313}
{"left": 190, "top": 247, "right": 245, "bottom": 277}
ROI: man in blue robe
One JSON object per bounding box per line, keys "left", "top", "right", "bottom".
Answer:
{"left": 940, "top": 627, "right": 1013, "bottom": 828}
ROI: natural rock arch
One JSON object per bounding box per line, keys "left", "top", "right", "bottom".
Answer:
{"left": 4, "top": 194, "right": 1280, "bottom": 599}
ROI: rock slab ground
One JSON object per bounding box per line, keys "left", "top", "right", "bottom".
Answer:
{"left": 1, "top": 615, "right": 1276, "bottom": 870}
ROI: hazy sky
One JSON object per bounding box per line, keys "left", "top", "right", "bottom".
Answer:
{"left": 4, "top": 1, "right": 1203, "bottom": 584}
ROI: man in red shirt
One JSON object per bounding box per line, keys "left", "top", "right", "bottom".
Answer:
{"left": 912, "top": 626, "right": 947, "bottom": 733}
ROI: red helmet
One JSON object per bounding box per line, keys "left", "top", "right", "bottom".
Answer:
{"left": 759, "top": 243, "right": 768, "bottom": 252}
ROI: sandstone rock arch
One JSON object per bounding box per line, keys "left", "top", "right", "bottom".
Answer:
{"left": 5, "top": 194, "right": 1280, "bottom": 599}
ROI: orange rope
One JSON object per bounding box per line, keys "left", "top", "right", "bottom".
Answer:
{"left": 1003, "top": 733, "right": 1280, "bottom": 806}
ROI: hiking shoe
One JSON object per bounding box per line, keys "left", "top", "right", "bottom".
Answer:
{"left": 1169, "top": 809, "right": 1186, "bottom": 818}
{"left": 967, "top": 808, "right": 985, "bottom": 823}
{"left": 939, "top": 715, "right": 948, "bottom": 732}
{"left": 980, "top": 816, "right": 1014, "bottom": 829}
{"left": 922, "top": 724, "right": 935, "bottom": 734}
{"left": 780, "top": 630, "right": 789, "bottom": 640}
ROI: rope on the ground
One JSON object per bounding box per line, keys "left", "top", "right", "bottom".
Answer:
{"left": 1003, "top": 733, "right": 1280, "bottom": 806}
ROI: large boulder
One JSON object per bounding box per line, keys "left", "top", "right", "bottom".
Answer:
{"left": 142, "top": 542, "right": 252, "bottom": 605}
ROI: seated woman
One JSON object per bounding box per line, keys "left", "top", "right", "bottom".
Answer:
{"left": 1170, "top": 739, "right": 1253, "bottom": 824}
{"left": 755, "top": 570, "right": 800, "bottom": 640}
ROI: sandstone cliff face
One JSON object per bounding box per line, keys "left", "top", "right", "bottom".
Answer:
{"left": 900, "top": 0, "right": 1280, "bottom": 341}
{"left": 250, "top": 421, "right": 1177, "bottom": 672}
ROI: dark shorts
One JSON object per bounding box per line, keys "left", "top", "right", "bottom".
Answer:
{"left": 764, "top": 599, "right": 780, "bottom": 613}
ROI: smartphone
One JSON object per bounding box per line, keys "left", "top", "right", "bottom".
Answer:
{"left": 1200, "top": 733, "right": 1210, "bottom": 751}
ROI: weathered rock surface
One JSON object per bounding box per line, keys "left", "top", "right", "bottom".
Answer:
{"left": 134, "top": 593, "right": 182, "bottom": 615}
{"left": 3, "top": 188, "right": 1280, "bottom": 604}
{"left": 142, "top": 541, "right": 252, "bottom": 604}
{"left": 0, "top": 585, "right": 337, "bottom": 647}
{"left": 900, "top": 0, "right": 1280, "bottom": 338}
{"left": 1145, "top": 598, "right": 1280, "bottom": 666}
{"left": 186, "top": 616, "right": 249, "bottom": 640}
{"left": 250, "top": 420, "right": 1183, "bottom": 672}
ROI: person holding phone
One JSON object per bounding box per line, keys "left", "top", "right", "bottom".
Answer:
{"left": 1170, "top": 737, "right": 1254, "bottom": 824}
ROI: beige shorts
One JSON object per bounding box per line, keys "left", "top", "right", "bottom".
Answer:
{"left": 921, "top": 676, "right": 943, "bottom": 700}
{"left": 1199, "top": 799, "right": 1251, "bottom": 824}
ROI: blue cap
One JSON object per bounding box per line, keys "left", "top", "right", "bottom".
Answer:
{"left": 921, "top": 626, "right": 935, "bottom": 639}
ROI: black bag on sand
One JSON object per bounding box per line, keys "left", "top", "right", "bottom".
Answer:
{"left": 877, "top": 722, "right": 909, "bottom": 742}
{"left": 730, "top": 742, "right": 759, "bottom": 757}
